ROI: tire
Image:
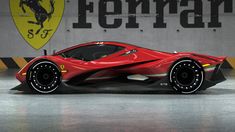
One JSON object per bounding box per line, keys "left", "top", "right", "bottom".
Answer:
{"left": 169, "top": 58, "right": 204, "bottom": 94}
{"left": 26, "top": 61, "right": 61, "bottom": 94}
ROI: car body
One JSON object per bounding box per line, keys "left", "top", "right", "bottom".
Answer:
{"left": 16, "top": 41, "right": 226, "bottom": 94}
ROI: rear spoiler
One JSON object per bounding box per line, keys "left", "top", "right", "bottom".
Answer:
{"left": 192, "top": 53, "right": 226, "bottom": 63}
{"left": 217, "top": 56, "right": 227, "bottom": 62}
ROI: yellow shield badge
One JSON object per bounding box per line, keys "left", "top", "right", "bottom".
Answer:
{"left": 10, "top": 0, "right": 64, "bottom": 50}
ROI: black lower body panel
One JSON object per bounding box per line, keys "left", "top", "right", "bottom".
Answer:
{"left": 201, "top": 64, "right": 226, "bottom": 90}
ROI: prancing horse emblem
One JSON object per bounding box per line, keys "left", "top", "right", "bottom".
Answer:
{"left": 20, "top": 0, "right": 55, "bottom": 34}
{"left": 10, "top": 0, "right": 65, "bottom": 50}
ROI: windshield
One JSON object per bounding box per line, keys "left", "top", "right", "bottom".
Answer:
{"left": 58, "top": 44, "right": 124, "bottom": 61}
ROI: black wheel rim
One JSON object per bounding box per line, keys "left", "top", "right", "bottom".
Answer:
{"left": 36, "top": 68, "right": 55, "bottom": 86}
{"left": 170, "top": 59, "right": 204, "bottom": 93}
{"left": 27, "top": 61, "right": 61, "bottom": 93}
{"left": 176, "top": 67, "right": 196, "bottom": 86}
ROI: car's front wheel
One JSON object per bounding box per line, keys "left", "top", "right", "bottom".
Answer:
{"left": 26, "top": 61, "right": 61, "bottom": 94}
{"left": 169, "top": 58, "right": 204, "bottom": 94}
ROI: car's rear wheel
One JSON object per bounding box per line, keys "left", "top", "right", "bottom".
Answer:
{"left": 26, "top": 61, "right": 61, "bottom": 94}
{"left": 169, "top": 58, "right": 204, "bottom": 94}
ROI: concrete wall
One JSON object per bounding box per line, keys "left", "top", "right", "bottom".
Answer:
{"left": 0, "top": 0, "right": 235, "bottom": 57}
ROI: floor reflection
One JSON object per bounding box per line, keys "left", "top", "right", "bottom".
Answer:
{"left": 1, "top": 69, "right": 235, "bottom": 131}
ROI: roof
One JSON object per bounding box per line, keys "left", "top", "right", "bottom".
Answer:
{"left": 55, "top": 41, "right": 141, "bottom": 55}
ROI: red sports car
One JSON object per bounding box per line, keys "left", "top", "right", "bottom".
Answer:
{"left": 16, "top": 41, "right": 226, "bottom": 94}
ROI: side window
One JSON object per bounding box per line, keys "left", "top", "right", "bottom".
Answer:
{"left": 87, "top": 45, "right": 123, "bottom": 61}
{"left": 62, "top": 44, "right": 124, "bottom": 61}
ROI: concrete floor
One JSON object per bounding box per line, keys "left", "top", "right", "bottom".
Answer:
{"left": 1, "top": 69, "right": 235, "bottom": 132}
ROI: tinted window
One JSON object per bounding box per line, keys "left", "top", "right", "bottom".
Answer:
{"left": 61, "top": 44, "right": 124, "bottom": 61}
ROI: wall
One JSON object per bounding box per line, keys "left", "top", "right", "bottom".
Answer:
{"left": 0, "top": 0, "right": 235, "bottom": 57}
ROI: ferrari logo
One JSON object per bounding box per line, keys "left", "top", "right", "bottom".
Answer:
{"left": 60, "top": 65, "right": 65, "bottom": 70}
{"left": 10, "top": 0, "right": 64, "bottom": 50}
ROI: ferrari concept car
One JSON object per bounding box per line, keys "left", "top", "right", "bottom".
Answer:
{"left": 16, "top": 41, "right": 226, "bottom": 94}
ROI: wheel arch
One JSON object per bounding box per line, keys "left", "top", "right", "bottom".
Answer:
{"left": 27, "top": 59, "right": 61, "bottom": 74}
{"left": 168, "top": 57, "right": 204, "bottom": 74}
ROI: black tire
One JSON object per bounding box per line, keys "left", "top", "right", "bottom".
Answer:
{"left": 169, "top": 58, "right": 204, "bottom": 94}
{"left": 26, "top": 61, "right": 61, "bottom": 94}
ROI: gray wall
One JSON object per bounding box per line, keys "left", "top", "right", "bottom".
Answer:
{"left": 0, "top": 0, "right": 235, "bottom": 57}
